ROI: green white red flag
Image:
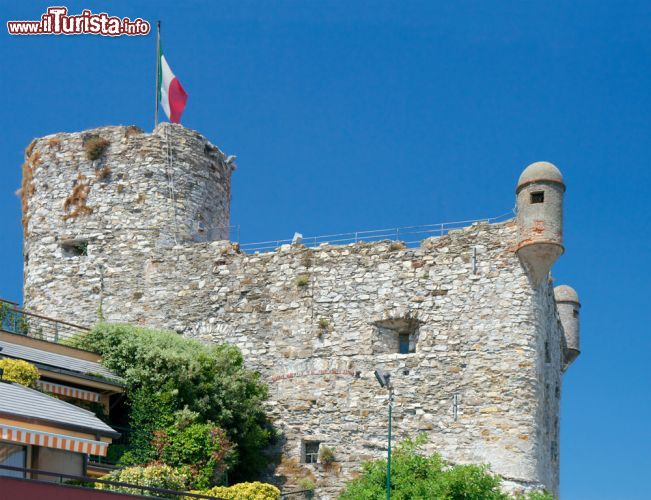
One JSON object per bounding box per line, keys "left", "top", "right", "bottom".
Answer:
{"left": 158, "top": 44, "right": 188, "bottom": 123}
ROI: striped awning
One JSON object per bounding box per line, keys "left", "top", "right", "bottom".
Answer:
{"left": 0, "top": 424, "right": 109, "bottom": 456}
{"left": 37, "top": 380, "right": 101, "bottom": 403}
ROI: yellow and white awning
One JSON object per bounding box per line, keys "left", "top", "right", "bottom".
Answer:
{"left": 37, "top": 380, "right": 101, "bottom": 403}
{"left": 0, "top": 424, "right": 109, "bottom": 456}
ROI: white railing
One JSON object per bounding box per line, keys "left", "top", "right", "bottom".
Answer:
{"left": 238, "top": 211, "right": 513, "bottom": 253}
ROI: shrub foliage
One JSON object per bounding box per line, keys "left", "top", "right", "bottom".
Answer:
{"left": 84, "top": 135, "right": 110, "bottom": 161}
{"left": 0, "top": 358, "right": 39, "bottom": 387}
{"left": 69, "top": 323, "right": 273, "bottom": 484}
{"left": 189, "top": 481, "right": 280, "bottom": 500}
{"left": 339, "top": 436, "right": 554, "bottom": 500}
{"left": 98, "top": 463, "right": 190, "bottom": 498}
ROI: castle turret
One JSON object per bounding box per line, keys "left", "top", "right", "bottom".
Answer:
{"left": 554, "top": 285, "right": 581, "bottom": 369}
{"left": 21, "top": 123, "right": 235, "bottom": 323}
{"left": 515, "top": 162, "right": 565, "bottom": 286}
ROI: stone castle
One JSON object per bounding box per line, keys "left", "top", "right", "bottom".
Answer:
{"left": 20, "top": 123, "right": 581, "bottom": 498}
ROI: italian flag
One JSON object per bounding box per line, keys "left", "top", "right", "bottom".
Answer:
{"left": 158, "top": 44, "right": 188, "bottom": 124}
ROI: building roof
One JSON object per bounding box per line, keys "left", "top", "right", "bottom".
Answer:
{"left": 554, "top": 284, "right": 580, "bottom": 303}
{"left": 0, "top": 339, "right": 122, "bottom": 385}
{"left": 517, "top": 161, "right": 564, "bottom": 190}
{"left": 0, "top": 381, "right": 119, "bottom": 438}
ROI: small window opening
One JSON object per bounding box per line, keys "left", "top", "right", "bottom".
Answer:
{"left": 60, "top": 239, "right": 88, "bottom": 257}
{"left": 530, "top": 191, "right": 545, "bottom": 204}
{"left": 373, "top": 318, "right": 421, "bottom": 355}
{"left": 302, "top": 441, "right": 320, "bottom": 464}
{"left": 573, "top": 309, "right": 579, "bottom": 318}
{"left": 398, "top": 334, "right": 410, "bottom": 354}
{"left": 544, "top": 340, "right": 551, "bottom": 363}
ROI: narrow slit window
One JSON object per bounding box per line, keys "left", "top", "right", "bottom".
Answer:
{"left": 545, "top": 340, "right": 551, "bottom": 363}
{"left": 530, "top": 191, "right": 545, "bottom": 204}
{"left": 573, "top": 309, "right": 579, "bottom": 318}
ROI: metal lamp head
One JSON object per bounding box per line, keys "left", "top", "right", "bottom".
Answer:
{"left": 374, "top": 368, "right": 391, "bottom": 388}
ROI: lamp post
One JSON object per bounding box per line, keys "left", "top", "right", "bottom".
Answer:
{"left": 374, "top": 368, "right": 393, "bottom": 500}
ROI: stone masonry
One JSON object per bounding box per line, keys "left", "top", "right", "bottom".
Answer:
{"left": 21, "top": 124, "right": 580, "bottom": 498}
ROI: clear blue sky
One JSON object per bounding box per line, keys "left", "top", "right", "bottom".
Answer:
{"left": 1, "top": 2, "right": 649, "bottom": 498}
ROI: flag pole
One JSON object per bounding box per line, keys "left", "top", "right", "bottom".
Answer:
{"left": 154, "top": 20, "right": 161, "bottom": 128}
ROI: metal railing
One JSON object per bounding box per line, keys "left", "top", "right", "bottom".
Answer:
{"left": 280, "top": 488, "right": 314, "bottom": 499}
{"left": 238, "top": 211, "right": 513, "bottom": 254}
{"left": 0, "top": 463, "right": 223, "bottom": 498}
{"left": 0, "top": 299, "right": 89, "bottom": 344}
{"left": 0, "top": 464, "right": 315, "bottom": 499}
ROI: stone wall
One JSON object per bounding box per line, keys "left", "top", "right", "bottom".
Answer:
{"left": 21, "top": 126, "right": 567, "bottom": 498}
{"left": 23, "top": 123, "right": 233, "bottom": 320}
{"left": 23, "top": 218, "right": 563, "bottom": 497}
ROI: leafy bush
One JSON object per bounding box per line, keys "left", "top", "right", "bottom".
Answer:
{"left": 340, "top": 436, "right": 504, "bottom": 500}
{"left": 295, "top": 274, "right": 310, "bottom": 287}
{"left": 152, "top": 412, "right": 234, "bottom": 490}
{"left": 0, "top": 358, "right": 39, "bottom": 387}
{"left": 98, "top": 463, "right": 190, "bottom": 498}
{"left": 65, "top": 323, "right": 273, "bottom": 483}
{"left": 84, "top": 135, "right": 110, "bottom": 161}
{"left": 297, "top": 478, "right": 316, "bottom": 491}
{"left": 319, "top": 445, "right": 335, "bottom": 464}
{"left": 190, "top": 481, "right": 280, "bottom": 500}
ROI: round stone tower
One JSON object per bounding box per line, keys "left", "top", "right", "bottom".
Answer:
{"left": 515, "top": 161, "right": 565, "bottom": 286}
{"left": 554, "top": 285, "right": 581, "bottom": 369}
{"left": 21, "top": 123, "right": 235, "bottom": 322}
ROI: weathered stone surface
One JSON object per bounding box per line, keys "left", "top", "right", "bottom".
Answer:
{"left": 22, "top": 126, "right": 570, "bottom": 498}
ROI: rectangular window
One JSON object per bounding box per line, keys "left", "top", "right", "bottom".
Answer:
{"left": 303, "top": 441, "right": 320, "bottom": 464}
{"left": 530, "top": 191, "right": 545, "bottom": 204}
{"left": 0, "top": 442, "right": 26, "bottom": 478}
{"left": 60, "top": 239, "right": 88, "bottom": 257}
{"left": 545, "top": 340, "right": 551, "bottom": 363}
{"left": 398, "top": 334, "right": 410, "bottom": 354}
{"left": 373, "top": 319, "right": 420, "bottom": 355}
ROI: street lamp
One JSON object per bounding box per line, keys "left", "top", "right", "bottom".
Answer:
{"left": 374, "top": 368, "right": 393, "bottom": 500}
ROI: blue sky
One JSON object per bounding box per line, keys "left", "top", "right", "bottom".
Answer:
{"left": 1, "top": 2, "right": 649, "bottom": 498}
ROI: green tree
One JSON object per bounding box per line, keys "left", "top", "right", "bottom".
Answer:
{"left": 339, "top": 436, "right": 554, "bottom": 500}
{"left": 68, "top": 323, "right": 273, "bottom": 483}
